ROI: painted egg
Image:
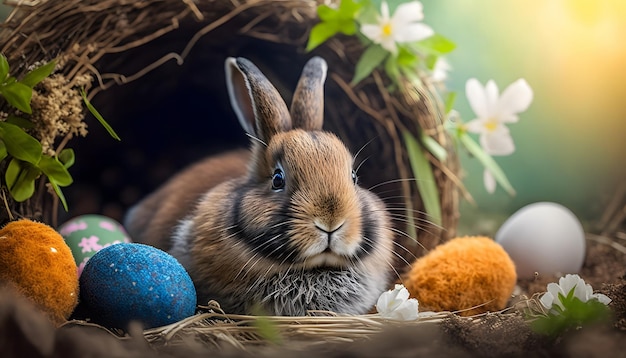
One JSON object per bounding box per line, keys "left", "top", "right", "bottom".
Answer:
{"left": 495, "top": 202, "right": 586, "bottom": 279}
{"left": 58, "top": 214, "right": 132, "bottom": 276}
{"left": 79, "top": 243, "right": 197, "bottom": 330}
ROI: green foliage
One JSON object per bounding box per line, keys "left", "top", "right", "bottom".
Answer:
{"left": 458, "top": 131, "right": 516, "bottom": 196}
{"left": 81, "top": 89, "right": 121, "bottom": 141}
{"left": 531, "top": 289, "right": 612, "bottom": 338}
{"left": 403, "top": 131, "right": 442, "bottom": 226}
{"left": 352, "top": 45, "right": 388, "bottom": 85}
{"left": 0, "top": 53, "right": 116, "bottom": 212}
{"left": 306, "top": 0, "right": 363, "bottom": 51}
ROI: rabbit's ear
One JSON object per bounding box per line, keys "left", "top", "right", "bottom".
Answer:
{"left": 225, "top": 57, "right": 292, "bottom": 143}
{"left": 290, "top": 56, "right": 327, "bottom": 131}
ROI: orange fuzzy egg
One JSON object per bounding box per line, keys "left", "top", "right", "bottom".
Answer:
{"left": 404, "top": 236, "right": 517, "bottom": 316}
{"left": 0, "top": 219, "right": 79, "bottom": 325}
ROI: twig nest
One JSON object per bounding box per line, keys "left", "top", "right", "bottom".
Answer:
{"left": 79, "top": 243, "right": 197, "bottom": 330}
{"left": 0, "top": 219, "right": 79, "bottom": 325}
{"left": 404, "top": 236, "right": 517, "bottom": 316}
{"left": 58, "top": 214, "right": 132, "bottom": 276}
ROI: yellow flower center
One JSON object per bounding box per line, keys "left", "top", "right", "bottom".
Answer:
{"left": 484, "top": 119, "right": 499, "bottom": 132}
{"left": 382, "top": 23, "right": 393, "bottom": 36}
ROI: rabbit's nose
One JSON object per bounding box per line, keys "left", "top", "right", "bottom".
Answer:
{"left": 314, "top": 219, "right": 345, "bottom": 235}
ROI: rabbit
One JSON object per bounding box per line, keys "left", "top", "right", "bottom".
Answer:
{"left": 124, "top": 56, "right": 395, "bottom": 316}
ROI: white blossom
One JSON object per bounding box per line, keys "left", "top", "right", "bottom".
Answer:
{"left": 464, "top": 78, "right": 533, "bottom": 156}
{"left": 431, "top": 57, "right": 451, "bottom": 83}
{"left": 540, "top": 274, "right": 612, "bottom": 313}
{"left": 360, "top": 1, "right": 434, "bottom": 55}
{"left": 376, "top": 284, "right": 419, "bottom": 320}
{"left": 464, "top": 78, "right": 533, "bottom": 192}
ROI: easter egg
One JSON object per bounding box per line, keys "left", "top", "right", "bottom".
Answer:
{"left": 58, "top": 214, "right": 132, "bottom": 276}
{"left": 0, "top": 219, "right": 79, "bottom": 325}
{"left": 79, "top": 243, "right": 196, "bottom": 329}
{"left": 404, "top": 236, "right": 517, "bottom": 316}
{"left": 495, "top": 202, "right": 586, "bottom": 279}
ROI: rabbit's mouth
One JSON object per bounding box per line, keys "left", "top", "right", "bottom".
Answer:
{"left": 298, "top": 251, "right": 353, "bottom": 270}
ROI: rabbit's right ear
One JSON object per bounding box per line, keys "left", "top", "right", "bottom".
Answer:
{"left": 225, "top": 57, "right": 292, "bottom": 143}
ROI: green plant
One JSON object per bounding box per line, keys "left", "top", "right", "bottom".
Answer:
{"left": 0, "top": 53, "right": 118, "bottom": 212}
{"left": 531, "top": 274, "right": 612, "bottom": 338}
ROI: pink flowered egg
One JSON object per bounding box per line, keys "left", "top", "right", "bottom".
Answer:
{"left": 58, "top": 215, "right": 132, "bottom": 276}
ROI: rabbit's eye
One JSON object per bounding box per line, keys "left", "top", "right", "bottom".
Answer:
{"left": 351, "top": 170, "right": 358, "bottom": 185}
{"left": 272, "top": 169, "right": 286, "bottom": 191}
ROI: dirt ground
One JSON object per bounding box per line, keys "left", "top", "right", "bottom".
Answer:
{"left": 0, "top": 234, "right": 624, "bottom": 358}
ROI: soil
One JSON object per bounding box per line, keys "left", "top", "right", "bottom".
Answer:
{"left": 0, "top": 235, "right": 624, "bottom": 358}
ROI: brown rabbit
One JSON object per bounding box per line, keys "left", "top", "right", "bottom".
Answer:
{"left": 124, "top": 56, "right": 395, "bottom": 315}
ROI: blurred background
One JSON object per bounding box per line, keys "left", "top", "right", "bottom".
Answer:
{"left": 425, "top": 0, "right": 626, "bottom": 235}
{"left": 1, "top": 0, "right": 625, "bottom": 236}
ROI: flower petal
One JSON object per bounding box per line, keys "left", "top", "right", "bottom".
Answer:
{"left": 464, "top": 119, "right": 486, "bottom": 134}
{"left": 380, "top": 37, "right": 398, "bottom": 54}
{"left": 483, "top": 169, "right": 496, "bottom": 193}
{"left": 484, "top": 80, "right": 500, "bottom": 115}
{"left": 592, "top": 293, "right": 612, "bottom": 305}
{"left": 360, "top": 24, "right": 383, "bottom": 43}
{"left": 380, "top": 1, "right": 390, "bottom": 21}
{"left": 480, "top": 128, "right": 515, "bottom": 156}
{"left": 498, "top": 78, "right": 533, "bottom": 117}
{"left": 393, "top": 23, "right": 434, "bottom": 43}
{"left": 392, "top": 1, "right": 425, "bottom": 25}
{"left": 466, "top": 78, "right": 489, "bottom": 119}
{"left": 546, "top": 282, "right": 565, "bottom": 310}
{"left": 539, "top": 291, "right": 555, "bottom": 309}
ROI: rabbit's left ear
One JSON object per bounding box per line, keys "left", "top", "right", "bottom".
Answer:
{"left": 290, "top": 56, "right": 328, "bottom": 131}
{"left": 225, "top": 57, "right": 292, "bottom": 143}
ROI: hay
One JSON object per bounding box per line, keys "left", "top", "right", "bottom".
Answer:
{"left": 140, "top": 301, "right": 449, "bottom": 351}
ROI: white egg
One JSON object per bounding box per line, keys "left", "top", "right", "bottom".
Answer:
{"left": 495, "top": 202, "right": 586, "bottom": 279}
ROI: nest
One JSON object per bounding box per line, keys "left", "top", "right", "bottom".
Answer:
{"left": 0, "top": 0, "right": 462, "bottom": 352}
{"left": 0, "top": 0, "right": 460, "bottom": 264}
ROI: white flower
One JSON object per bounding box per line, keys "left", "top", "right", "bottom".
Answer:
{"left": 483, "top": 168, "right": 497, "bottom": 194}
{"left": 376, "top": 284, "right": 419, "bottom": 320}
{"left": 360, "top": 1, "right": 434, "bottom": 55}
{"left": 540, "top": 274, "right": 612, "bottom": 313}
{"left": 464, "top": 78, "right": 533, "bottom": 156}
{"left": 431, "top": 57, "right": 451, "bottom": 83}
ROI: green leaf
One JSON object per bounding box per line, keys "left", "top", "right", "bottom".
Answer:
{"left": 0, "top": 141, "right": 7, "bottom": 162}
{"left": 384, "top": 56, "right": 401, "bottom": 86}
{"left": 21, "top": 59, "right": 56, "bottom": 88}
{"left": 444, "top": 91, "right": 457, "bottom": 114}
{"left": 417, "top": 34, "right": 456, "bottom": 55}
{"left": 0, "top": 81, "right": 33, "bottom": 113}
{"left": 403, "top": 131, "right": 442, "bottom": 226}
{"left": 352, "top": 45, "right": 388, "bottom": 85}
{"left": 38, "top": 155, "right": 73, "bottom": 187}
{"left": 6, "top": 115, "right": 35, "bottom": 129}
{"left": 58, "top": 148, "right": 75, "bottom": 169}
{"left": 81, "top": 89, "right": 121, "bottom": 141}
{"left": 317, "top": 4, "right": 339, "bottom": 21}
{"left": 306, "top": 22, "right": 340, "bottom": 52}
{"left": 459, "top": 132, "right": 516, "bottom": 196}
{"left": 0, "top": 54, "right": 9, "bottom": 81}
{"left": 6, "top": 158, "right": 41, "bottom": 202}
{"left": 48, "top": 180, "right": 69, "bottom": 211}
{"left": 397, "top": 46, "right": 419, "bottom": 68}
{"left": 338, "top": 0, "right": 362, "bottom": 17}
{"left": 424, "top": 54, "right": 438, "bottom": 70}
{"left": 0, "top": 122, "right": 42, "bottom": 164}
{"left": 420, "top": 133, "right": 448, "bottom": 162}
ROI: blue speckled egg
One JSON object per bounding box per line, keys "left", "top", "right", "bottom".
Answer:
{"left": 79, "top": 243, "right": 196, "bottom": 329}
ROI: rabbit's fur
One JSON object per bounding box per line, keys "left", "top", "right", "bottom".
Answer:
{"left": 125, "top": 56, "right": 395, "bottom": 315}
